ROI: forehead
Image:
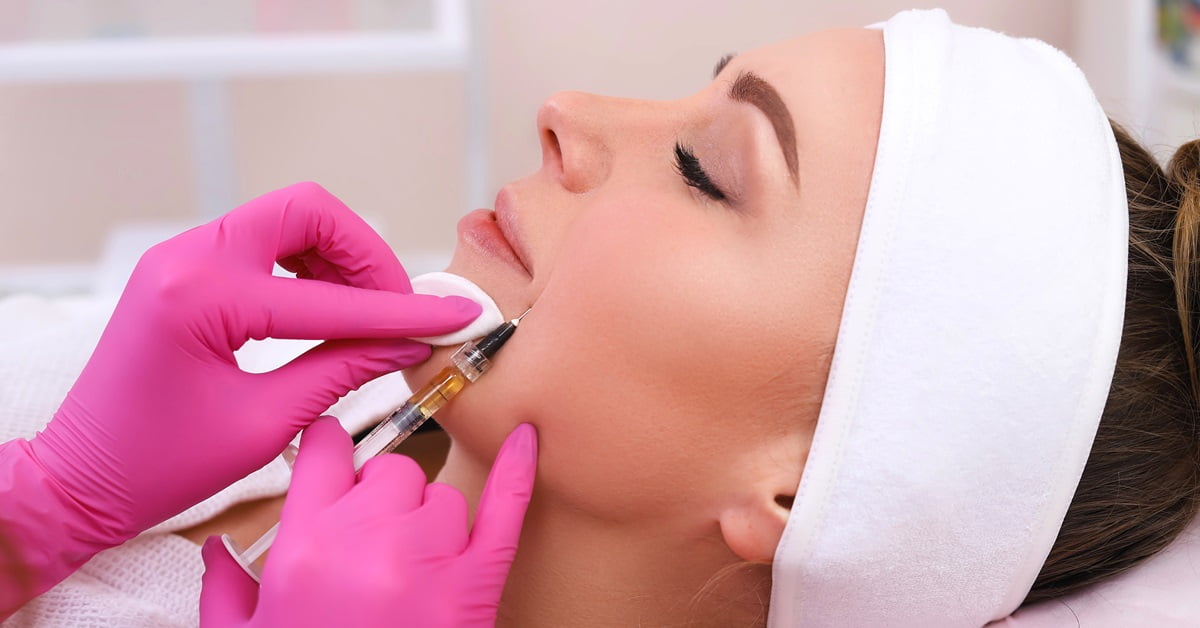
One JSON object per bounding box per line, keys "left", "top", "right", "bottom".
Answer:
{"left": 720, "top": 28, "right": 884, "bottom": 215}
{"left": 720, "top": 28, "right": 884, "bottom": 142}
{"left": 722, "top": 28, "right": 884, "bottom": 102}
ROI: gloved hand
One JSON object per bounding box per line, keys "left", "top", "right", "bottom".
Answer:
{"left": 200, "top": 417, "right": 537, "bottom": 628}
{"left": 20, "top": 182, "right": 480, "bottom": 558}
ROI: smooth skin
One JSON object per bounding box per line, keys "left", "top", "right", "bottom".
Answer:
{"left": 406, "top": 28, "right": 884, "bottom": 627}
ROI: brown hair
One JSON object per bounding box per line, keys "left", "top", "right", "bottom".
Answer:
{"left": 1026, "top": 121, "right": 1200, "bottom": 603}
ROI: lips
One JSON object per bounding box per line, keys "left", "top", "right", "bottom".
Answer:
{"left": 457, "top": 207, "right": 532, "bottom": 278}
{"left": 494, "top": 188, "right": 535, "bottom": 276}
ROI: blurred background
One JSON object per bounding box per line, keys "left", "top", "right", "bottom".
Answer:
{"left": 0, "top": 0, "right": 1181, "bottom": 296}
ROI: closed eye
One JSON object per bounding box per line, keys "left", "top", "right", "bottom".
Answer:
{"left": 674, "top": 143, "right": 727, "bottom": 202}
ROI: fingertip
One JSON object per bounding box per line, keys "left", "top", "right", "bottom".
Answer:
{"left": 358, "top": 452, "right": 427, "bottom": 485}
{"left": 423, "top": 482, "right": 468, "bottom": 513}
{"left": 200, "top": 535, "right": 259, "bottom": 624}
{"left": 388, "top": 293, "right": 483, "bottom": 334}
{"left": 201, "top": 535, "right": 224, "bottom": 563}
{"left": 358, "top": 454, "right": 427, "bottom": 512}
{"left": 200, "top": 534, "right": 251, "bottom": 585}
{"left": 516, "top": 422, "right": 537, "bottom": 449}
{"left": 284, "top": 415, "right": 355, "bottom": 519}
{"left": 389, "top": 339, "right": 432, "bottom": 365}
{"left": 503, "top": 423, "right": 538, "bottom": 464}
{"left": 302, "top": 415, "right": 349, "bottom": 445}
{"left": 467, "top": 424, "right": 538, "bottom": 556}
{"left": 443, "top": 295, "right": 483, "bottom": 321}
{"left": 489, "top": 423, "right": 538, "bottom": 497}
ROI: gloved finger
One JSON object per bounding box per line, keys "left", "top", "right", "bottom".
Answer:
{"left": 420, "top": 482, "right": 470, "bottom": 555}
{"left": 260, "top": 338, "right": 430, "bottom": 423}
{"left": 356, "top": 454, "right": 428, "bottom": 513}
{"left": 467, "top": 424, "right": 538, "bottom": 565}
{"left": 278, "top": 249, "right": 349, "bottom": 285}
{"left": 280, "top": 416, "right": 355, "bottom": 523}
{"left": 224, "top": 182, "right": 411, "bottom": 293}
{"left": 243, "top": 277, "right": 480, "bottom": 341}
{"left": 276, "top": 254, "right": 309, "bottom": 278}
{"left": 200, "top": 535, "right": 257, "bottom": 626}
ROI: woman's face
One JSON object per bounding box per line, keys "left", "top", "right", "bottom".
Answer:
{"left": 406, "top": 28, "right": 883, "bottom": 541}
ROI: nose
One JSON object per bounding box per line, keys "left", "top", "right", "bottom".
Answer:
{"left": 536, "top": 91, "right": 614, "bottom": 193}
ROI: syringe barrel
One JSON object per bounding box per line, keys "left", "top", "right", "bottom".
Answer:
{"left": 226, "top": 315, "right": 521, "bottom": 583}
{"left": 350, "top": 365, "right": 467, "bottom": 468}
{"left": 351, "top": 402, "right": 425, "bottom": 469}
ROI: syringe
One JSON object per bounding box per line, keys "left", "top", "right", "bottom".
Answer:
{"left": 223, "top": 309, "right": 530, "bottom": 582}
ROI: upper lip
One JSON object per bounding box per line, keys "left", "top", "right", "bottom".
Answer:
{"left": 494, "top": 187, "right": 534, "bottom": 276}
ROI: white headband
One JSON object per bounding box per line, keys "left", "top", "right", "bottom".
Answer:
{"left": 769, "top": 9, "right": 1128, "bottom": 627}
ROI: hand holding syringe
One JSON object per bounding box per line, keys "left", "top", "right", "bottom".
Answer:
{"left": 221, "top": 310, "right": 530, "bottom": 582}
{"left": 201, "top": 412, "right": 537, "bottom": 627}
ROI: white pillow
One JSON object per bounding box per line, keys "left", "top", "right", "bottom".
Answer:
{"left": 989, "top": 515, "right": 1200, "bottom": 627}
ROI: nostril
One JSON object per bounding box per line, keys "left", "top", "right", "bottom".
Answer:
{"left": 543, "top": 127, "right": 561, "bottom": 158}
{"left": 540, "top": 126, "right": 564, "bottom": 177}
{"left": 536, "top": 91, "right": 609, "bottom": 193}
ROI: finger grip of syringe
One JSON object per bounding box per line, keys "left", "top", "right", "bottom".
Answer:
{"left": 350, "top": 401, "right": 430, "bottom": 469}
{"left": 233, "top": 402, "right": 430, "bottom": 569}
{"left": 232, "top": 364, "right": 470, "bottom": 579}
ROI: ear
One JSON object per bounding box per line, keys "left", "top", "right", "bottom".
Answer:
{"left": 717, "top": 443, "right": 803, "bottom": 563}
{"left": 718, "top": 490, "right": 794, "bottom": 563}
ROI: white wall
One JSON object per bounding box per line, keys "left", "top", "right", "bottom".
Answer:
{"left": 0, "top": 1, "right": 1073, "bottom": 276}
{"left": 483, "top": 0, "right": 1073, "bottom": 195}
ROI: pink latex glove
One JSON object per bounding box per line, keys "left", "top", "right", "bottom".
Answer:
{"left": 0, "top": 182, "right": 480, "bottom": 616}
{"left": 200, "top": 417, "right": 537, "bottom": 627}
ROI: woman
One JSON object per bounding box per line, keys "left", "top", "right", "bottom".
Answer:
{"left": 390, "top": 8, "right": 1195, "bottom": 627}
{"left": 8, "top": 7, "right": 1198, "bottom": 626}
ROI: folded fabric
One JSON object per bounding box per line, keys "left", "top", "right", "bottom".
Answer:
{"left": 770, "top": 9, "right": 1127, "bottom": 627}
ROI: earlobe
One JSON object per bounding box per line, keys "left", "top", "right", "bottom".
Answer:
{"left": 718, "top": 424, "right": 810, "bottom": 563}
{"left": 718, "top": 493, "right": 793, "bottom": 563}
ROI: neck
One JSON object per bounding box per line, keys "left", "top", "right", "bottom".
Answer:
{"left": 437, "top": 443, "right": 771, "bottom": 627}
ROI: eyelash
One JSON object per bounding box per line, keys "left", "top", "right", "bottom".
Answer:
{"left": 673, "top": 143, "right": 727, "bottom": 202}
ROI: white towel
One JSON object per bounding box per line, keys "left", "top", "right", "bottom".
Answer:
{"left": 769, "top": 9, "right": 1127, "bottom": 627}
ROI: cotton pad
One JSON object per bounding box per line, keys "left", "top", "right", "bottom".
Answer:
{"left": 409, "top": 271, "right": 504, "bottom": 346}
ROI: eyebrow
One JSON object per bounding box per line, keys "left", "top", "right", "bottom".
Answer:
{"left": 713, "top": 53, "right": 735, "bottom": 79}
{"left": 713, "top": 54, "right": 799, "bottom": 185}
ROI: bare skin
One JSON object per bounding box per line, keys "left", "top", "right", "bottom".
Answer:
{"left": 405, "top": 28, "right": 884, "bottom": 627}
{"left": 178, "top": 27, "right": 883, "bottom": 627}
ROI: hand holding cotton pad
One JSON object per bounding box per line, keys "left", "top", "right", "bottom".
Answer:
{"left": 409, "top": 272, "right": 505, "bottom": 345}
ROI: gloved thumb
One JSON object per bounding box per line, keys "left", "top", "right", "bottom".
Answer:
{"left": 467, "top": 423, "right": 538, "bottom": 575}
{"left": 279, "top": 415, "right": 356, "bottom": 523}
{"left": 200, "top": 535, "right": 257, "bottom": 626}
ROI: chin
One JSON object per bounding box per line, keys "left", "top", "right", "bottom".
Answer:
{"left": 403, "top": 255, "right": 538, "bottom": 458}
{"left": 408, "top": 348, "right": 532, "bottom": 465}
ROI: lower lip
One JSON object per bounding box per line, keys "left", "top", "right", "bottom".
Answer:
{"left": 457, "top": 209, "right": 531, "bottom": 277}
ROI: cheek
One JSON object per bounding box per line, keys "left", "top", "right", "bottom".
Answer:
{"left": 438, "top": 194, "right": 703, "bottom": 508}
{"left": 444, "top": 191, "right": 808, "bottom": 522}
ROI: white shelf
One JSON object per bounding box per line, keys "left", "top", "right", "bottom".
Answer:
{"left": 0, "top": 0, "right": 468, "bottom": 83}
{"left": 0, "top": 0, "right": 485, "bottom": 276}
{"left": 0, "top": 33, "right": 466, "bottom": 83}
